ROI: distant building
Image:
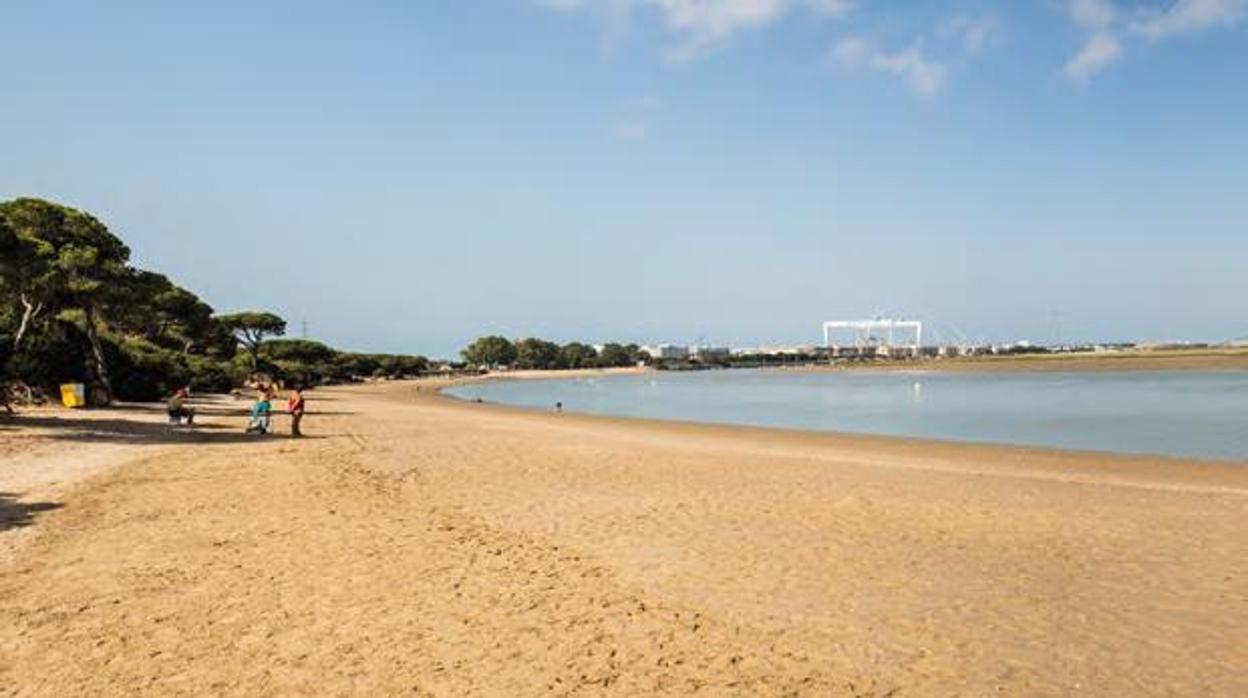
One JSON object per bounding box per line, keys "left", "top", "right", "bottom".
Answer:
{"left": 823, "top": 318, "right": 922, "bottom": 355}
{"left": 640, "top": 344, "right": 689, "bottom": 360}
{"left": 731, "top": 345, "right": 817, "bottom": 357}
{"left": 690, "top": 346, "right": 730, "bottom": 362}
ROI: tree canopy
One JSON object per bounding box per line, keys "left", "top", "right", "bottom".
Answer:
{"left": 597, "top": 342, "right": 643, "bottom": 367}
{"left": 514, "top": 337, "right": 562, "bottom": 370}
{"left": 217, "top": 312, "right": 287, "bottom": 369}
{"left": 559, "top": 342, "right": 599, "bottom": 369}
{"left": 0, "top": 198, "right": 133, "bottom": 400}
{"left": 111, "top": 270, "right": 224, "bottom": 356}
{"left": 461, "top": 335, "right": 517, "bottom": 368}
{"left": 261, "top": 338, "right": 337, "bottom": 365}
{"left": 0, "top": 198, "right": 426, "bottom": 404}
{"left": 458, "top": 336, "right": 646, "bottom": 371}
{"left": 0, "top": 197, "right": 454, "bottom": 405}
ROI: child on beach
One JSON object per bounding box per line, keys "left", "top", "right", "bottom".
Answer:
{"left": 245, "top": 390, "right": 272, "bottom": 435}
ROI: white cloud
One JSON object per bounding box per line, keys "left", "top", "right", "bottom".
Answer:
{"left": 1069, "top": 0, "right": 1117, "bottom": 29}
{"left": 1059, "top": 0, "right": 1245, "bottom": 82}
{"left": 940, "top": 15, "right": 1002, "bottom": 55}
{"left": 538, "top": 0, "right": 854, "bottom": 58}
{"left": 1064, "top": 32, "right": 1123, "bottom": 81}
{"left": 1131, "top": 0, "right": 1248, "bottom": 40}
{"left": 1062, "top": 0, "right": 1120, "bottom": 82}
{"left": 650, "top": 0, "right": 788, "bottom": 56}
{"left": 833, "top": 37, "right": 948, "bottom": 97}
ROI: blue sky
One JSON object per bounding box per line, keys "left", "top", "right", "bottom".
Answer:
{"left": 2, "top": 1, "right": 1245, "bottom": 357}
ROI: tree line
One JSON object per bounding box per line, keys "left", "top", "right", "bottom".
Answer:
{"left": 1, "top": 198, "right": 427, "bottom": 405}
{"left": 460, "top": 335, "right": 648, "bottom": 370}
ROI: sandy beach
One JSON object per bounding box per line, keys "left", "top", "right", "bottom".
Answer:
{"left": 2, "top": 379, "right": 1245, "bottom": 696}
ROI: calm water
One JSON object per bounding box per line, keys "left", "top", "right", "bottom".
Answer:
{"left": 447, "top": 369, "right": 1248, "bottom": 461}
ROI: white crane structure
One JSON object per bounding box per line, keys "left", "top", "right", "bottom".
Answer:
{"left": 823, "top": 319, "right": 923, "bottom": 355}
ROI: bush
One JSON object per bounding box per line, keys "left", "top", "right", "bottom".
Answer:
{"left": 7, "top": 320, "right": 90, "bottom": 392}
{"left": 0, "top": 332, "right": 12, "bottom": 379}
{"left": 260, "top": 339, "right": 337, "bottom": 364}
{"left": 105, "top": 336, "right": 190, "bottom": 402}
{"left": 185, "top": 355, "right": 236, "bottom": 393}
{"left": 272, "top": 359, "right": 339, "bottom": 387}
{"left": 336, "top": 353, "right": 381, "bottom": 378}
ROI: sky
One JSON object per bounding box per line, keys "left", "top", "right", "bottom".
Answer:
{"left": 2, "top": 0, "right": 1246, "bottom": 357}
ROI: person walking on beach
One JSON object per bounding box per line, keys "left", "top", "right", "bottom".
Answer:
{"left": 246, "top": 388, "right": 272, "bottom": 435}
{"left": 287, "top": 386, "right": 306, "bottom": 437}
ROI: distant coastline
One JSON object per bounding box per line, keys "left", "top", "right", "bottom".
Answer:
{"left": 448, "top": 347, "right": 1248, "bottom": 384}
{"left": 798, "top": 346, "right": 1248, "bottom": 373}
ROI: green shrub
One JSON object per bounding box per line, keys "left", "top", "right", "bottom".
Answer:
{"left": 105, "top": 336, "right": 189, "bottom": 402}
{"left": 7, "top": 320, "right": 90, "bottom": 391}
{"left": 185, "top": 355, "right": 235, "bottom": 393}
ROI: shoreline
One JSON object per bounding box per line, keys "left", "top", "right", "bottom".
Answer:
{"left": 434, "top": 369, "right": 1248, "bottom": 467}
{"left": 423, "top": 380, "right": 1247, "bottom": 492}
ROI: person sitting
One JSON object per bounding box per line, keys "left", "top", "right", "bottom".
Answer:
{"left": 166, "top": 387, "right": 194, "bottom": 425}
{"left": 245, "top": 391, "right": 272, "bottom": 434}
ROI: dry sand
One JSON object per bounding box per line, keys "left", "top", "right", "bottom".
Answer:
{"left": 1, "top": 380, "right": 1245, "bottom": 696}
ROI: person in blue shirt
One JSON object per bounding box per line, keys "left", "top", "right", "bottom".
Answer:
{"left": 245, "top": 389, "right": 272, "bottom": 435}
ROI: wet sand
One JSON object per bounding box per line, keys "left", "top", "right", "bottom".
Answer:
{"left": 1, "top": 380, "right": 1245, "bottom": 695}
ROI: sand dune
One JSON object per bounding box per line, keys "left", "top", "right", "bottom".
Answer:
{"left": 1, "top": 380, "right": 1245, "bottom": 696}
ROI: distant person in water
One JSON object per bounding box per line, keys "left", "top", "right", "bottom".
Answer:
{"left": 246, "top": 389, "right": 272, "bottom": 435}
{"left": 287, "top": 386, "right": 306, "bottom": 437}
{"left": 167, "top": 386, "right": 194, "bottom": 425}
{"left": 555, "top": 401, "right": 562, "bottom": 413}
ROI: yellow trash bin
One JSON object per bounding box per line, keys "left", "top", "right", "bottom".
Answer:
{"left": 60, "top": 383, "right": 87, "bottom": 408}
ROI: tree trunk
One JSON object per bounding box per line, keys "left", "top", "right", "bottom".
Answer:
{"left": 83, "top": 304, "right": 114, "bottom": 405}
{"left": 14, "top": 294, "right": 43, "bottom": 350}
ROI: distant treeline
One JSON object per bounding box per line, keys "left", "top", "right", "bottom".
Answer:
{"left": 459, "top": 336, "right": 838, "bottom": 372}
{"left": 0, "top": 198, "right": 428, "bottom": 404}
{"left": 460, "top": 336, "right": 648, "bottom": 370}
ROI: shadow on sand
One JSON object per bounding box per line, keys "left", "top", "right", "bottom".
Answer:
{"left": 0, "top": 414, "right": 329, "bottom": 446}
{"left": 0, "top": 492, "right": 64, "bottom": 532}
{"left": 106, "top": 401, "right": 356, "bottom": 419}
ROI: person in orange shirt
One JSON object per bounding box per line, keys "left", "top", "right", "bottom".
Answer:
{"left": 287, "top": 386, "right": 306, "bottom": 437}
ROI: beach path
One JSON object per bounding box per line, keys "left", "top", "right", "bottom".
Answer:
{"left": 1, "top": 380, "right": 1244, "bottom": 696}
